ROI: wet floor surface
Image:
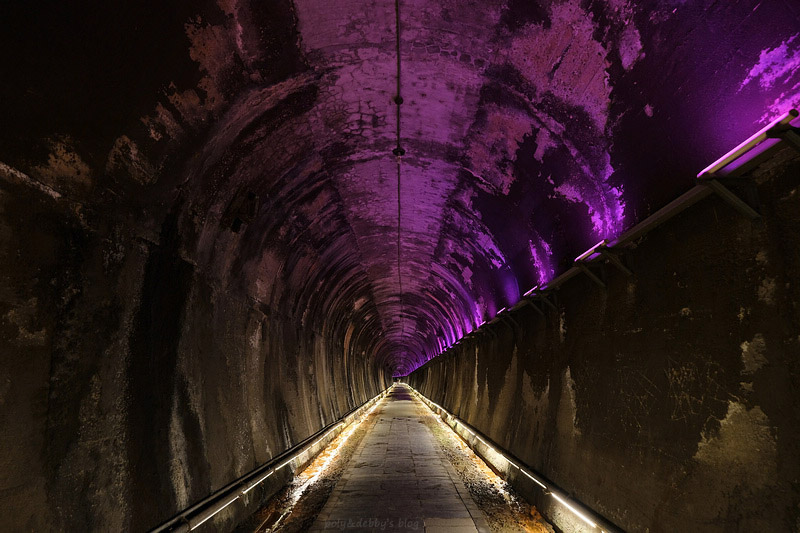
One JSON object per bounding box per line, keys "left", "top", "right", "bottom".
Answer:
{"left": 308, "top": 385, "right": 490, "bottom": 533}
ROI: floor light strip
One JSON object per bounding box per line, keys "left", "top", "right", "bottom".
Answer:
{"left": 405, "top": 384, "right": 617, "bottom": 532}
{"left": 267, "top": 392, "right": 390, "bottom": 531}
{"left": 155, "top": 387, "right": 392, "bottom": 532}
{"left": 190, "top": 495, "right": 240, "bottom": 530}
{"left": 551, "top": 493, "right": 598, "bottom": 529}
{"left": 241, "top": 399, "right": 383, "bottom": 497}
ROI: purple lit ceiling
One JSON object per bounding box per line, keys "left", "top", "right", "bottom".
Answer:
{"left": 1, "top": 0, "right": 799, "bottom": 375}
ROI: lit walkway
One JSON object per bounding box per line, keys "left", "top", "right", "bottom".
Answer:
{"left": 309, "top": 384, "right": 490, "bottom": 532}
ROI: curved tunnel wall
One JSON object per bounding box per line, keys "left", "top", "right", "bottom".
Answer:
{"left": 1, "top": 0, "right": 800, "bottom": 530}
{"left": 407, "top": 156, "right": 800, "bottom": 532}
{"left": 0, "top": 178, "right": 388, "bottom": 532}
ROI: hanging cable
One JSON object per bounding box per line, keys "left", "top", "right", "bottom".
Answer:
{"left": 393, "top": 0, "right": 405, "bottom": 338}
{"left": 393, "top": 0, "right": 404, "bottom": 156}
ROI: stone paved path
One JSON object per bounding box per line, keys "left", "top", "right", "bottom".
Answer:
{"left": 308, "top": 384, "right": 490, "bottom": 533}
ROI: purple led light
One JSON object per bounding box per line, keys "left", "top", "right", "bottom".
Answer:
{"left": 575, "top": 239, "right": 608, "bottom": 262}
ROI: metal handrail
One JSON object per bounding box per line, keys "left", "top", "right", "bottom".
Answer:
{"left": 149, "top": 386, "right": 390, "bottom": 532}
{"left": 406, "top": 384, "right": 623, "bottom": 533}
{"left": 697, "top": 109, "right": 799, "bottom": 177}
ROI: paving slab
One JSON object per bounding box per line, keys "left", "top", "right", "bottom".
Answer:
{"left": 308, "top": 385, "right": 490, "bottom": 533}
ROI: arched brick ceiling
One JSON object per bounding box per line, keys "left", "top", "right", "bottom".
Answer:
{"left": 1, "top": 0, "right": 799, "bottom": 375}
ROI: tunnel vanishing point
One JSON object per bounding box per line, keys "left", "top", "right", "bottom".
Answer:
{"left": 2, "top": 0, "right": 800, "bottom": 531}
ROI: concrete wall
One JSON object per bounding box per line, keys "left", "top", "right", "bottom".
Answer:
{"left": 0, "top": 179, "right": 388, "bottom": 531}
{"left": 408, "top": 153, "right": 800, "bottom": 532}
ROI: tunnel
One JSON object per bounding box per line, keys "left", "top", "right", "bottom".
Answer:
{"left": 1, "top": 0, "right": 800, "bottom": 531}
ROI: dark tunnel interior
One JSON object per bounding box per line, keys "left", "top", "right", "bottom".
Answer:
{"left": 1, "top": 0, "right": 800, "bottom": 531}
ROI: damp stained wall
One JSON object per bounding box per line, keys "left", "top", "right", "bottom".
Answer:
{"left": 1, "top": 0, "right": 799, "bottom": 530}
{"left": 407, "top": 154, "right": 800, "bottom": 532}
